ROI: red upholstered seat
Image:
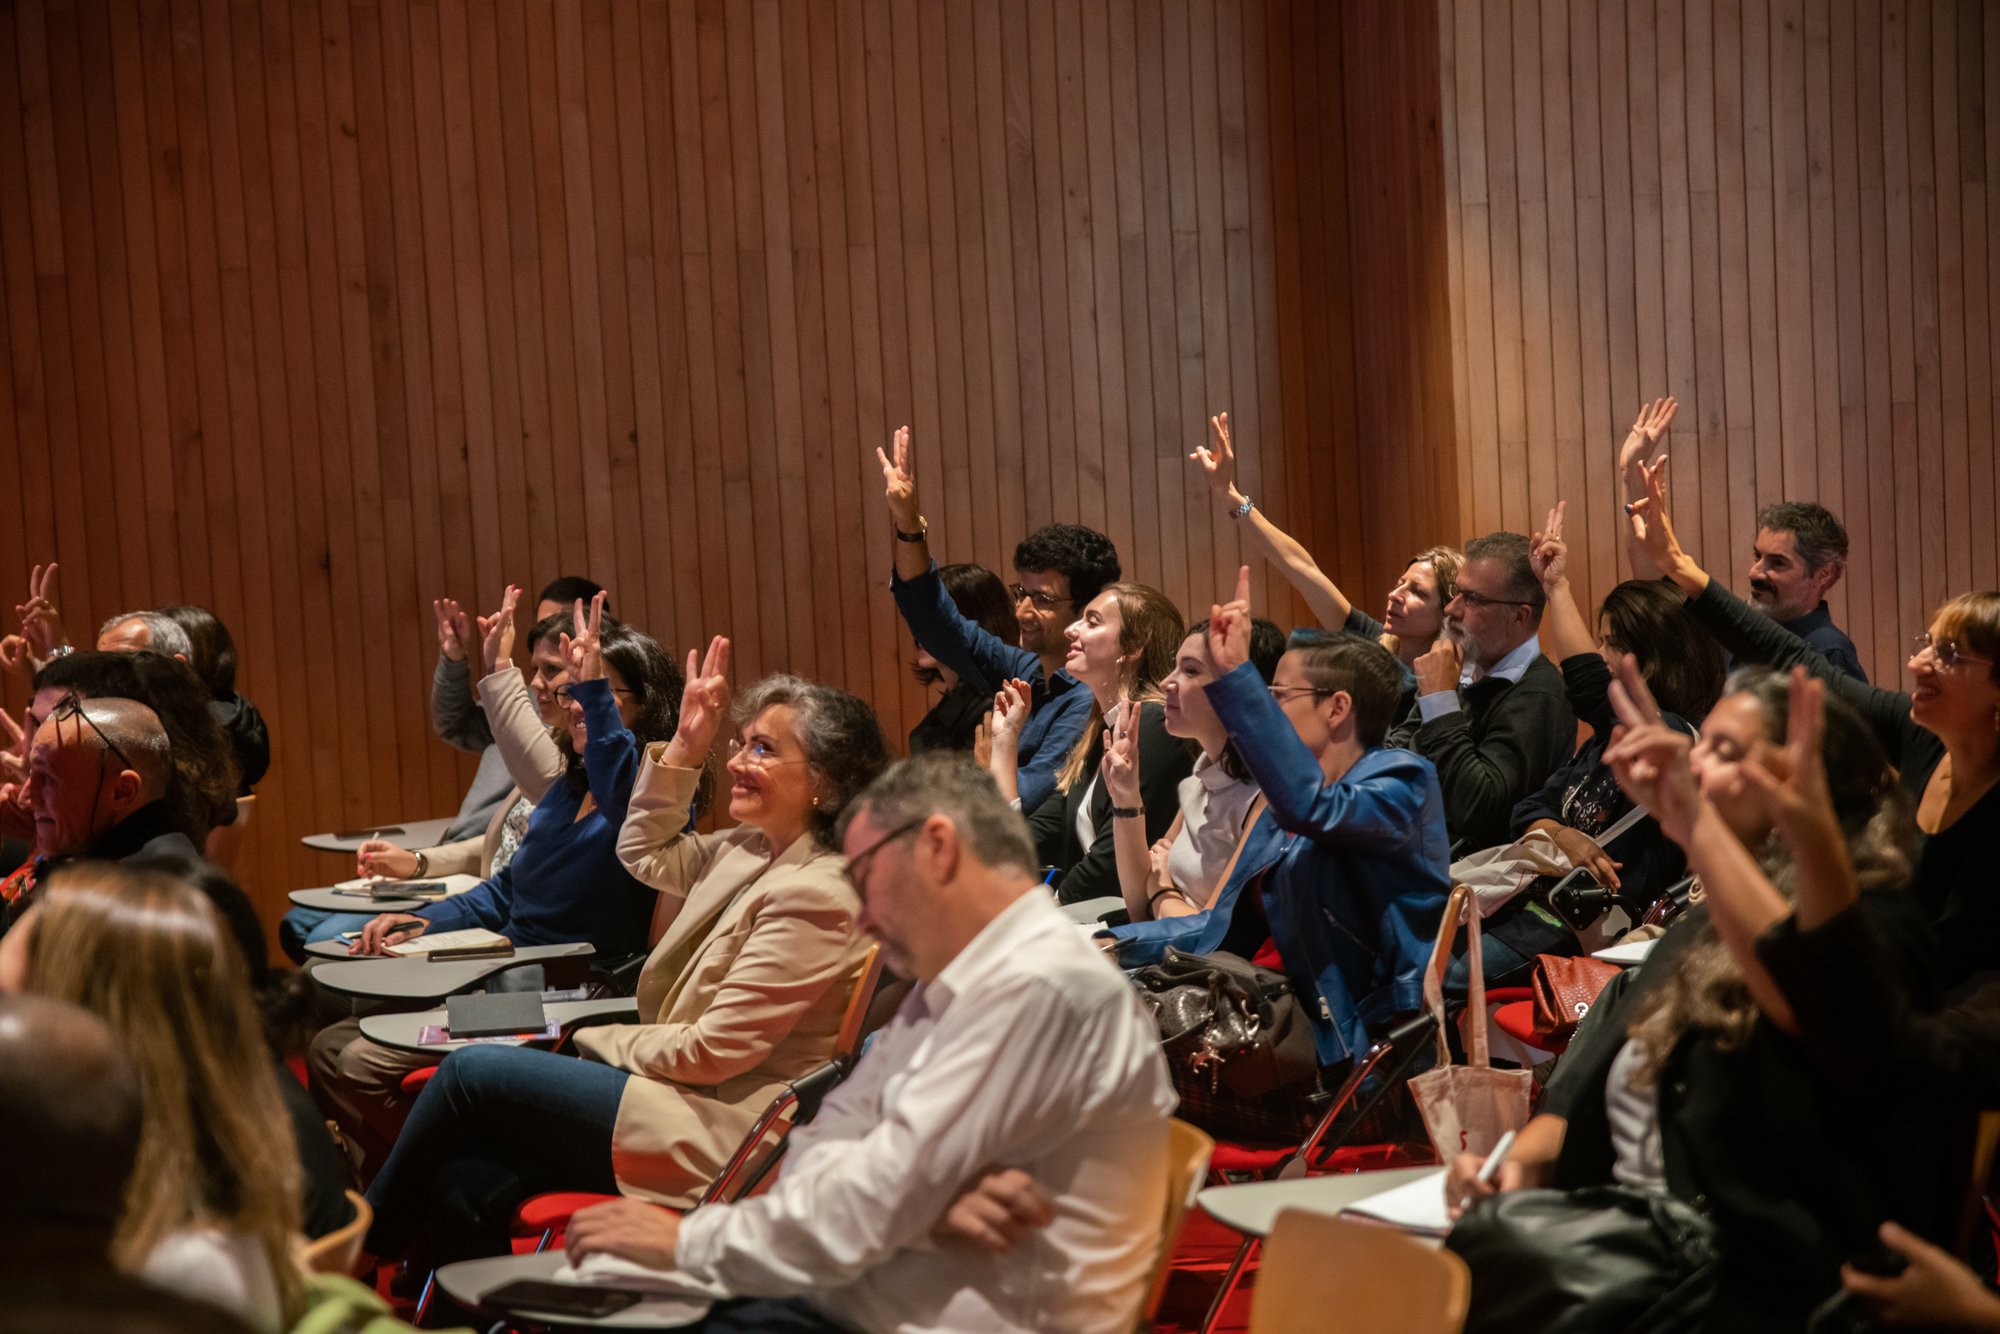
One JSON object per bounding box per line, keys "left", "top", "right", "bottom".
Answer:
{"left": 512, "top": 1191, "right": 620, "bottom": 1245}
{"left": 1492, "top": 1000, "right": 1539, "bottom": 1045}
{"left": 397, "top": 1065, "right": 438, "bottom": 1096}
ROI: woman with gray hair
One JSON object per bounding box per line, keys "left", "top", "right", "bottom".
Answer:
{"left": 362, "top": 636, "right": 892, "bottom": 1268}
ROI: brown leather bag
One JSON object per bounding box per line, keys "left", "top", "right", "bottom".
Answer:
{"left": 1528, "top": 953, "right": 1622, "bottom": 1047}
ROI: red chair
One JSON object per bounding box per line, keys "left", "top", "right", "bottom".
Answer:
{"left": 1197, "top": 1011, "right": 1438, "bottom": 1333}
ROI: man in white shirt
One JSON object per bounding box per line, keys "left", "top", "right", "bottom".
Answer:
{"left": 562, "top": 752, "right": 1177, "bottom": 1333}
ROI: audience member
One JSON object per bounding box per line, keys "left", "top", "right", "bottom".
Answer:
{"left": 363, "top": 642, "right": 889, "bottom": 1266}
{"left": 158, "top": 605, "right": 270, "bottom": 795}
{"left": 558, "top": 752, "right": 1175, "bottom": 1334}
{"left": 1191, "top": 412, "right": 1464, "bottom": 718}
{"left": 1105, "top": 615, "right": 1283, "bottom": 923}
{"left": 880, "top": 426, "right": 1114, "bottom": 812}
{"left": 1387, "top": 530, "right": 1576, "bottom": 851}
{"left": 907, "top": 562, "right": 1017, "bottom": 755}
{"left": 431, "top": 576, "right": 609, "bottom": 843}
{"left": 1449, "top": 664, "right": 1940, "bottom": 1332}
{"left": 1628, "top": 459, "right": 2000, "bottom": 981}
{"left": 988, "top": 581, "right": 1192, "bottom": 903}
{"left": 311, "top": 600, "right": 673, "bottom": 1170}
{"left": 94, "top": 609, "right": 193, "bottom": 658}
{"left": 16, "top": 864, "right": 305, "bottom": 1332}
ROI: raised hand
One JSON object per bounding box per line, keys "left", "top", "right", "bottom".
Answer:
{"left": 1413, "top": 633, "right": 1464, "bottom": 698}
{"left": 1624, "top": 455, "right": 1704, "bottom": 592}
{"left": 664, "top": 636, "right": 731, "bottom": 767}
{"left": 1617, "top": 397, "right": 1677, "bottom": 483}
{"left": 0, "top": 709, "right": 25, "bottom": 785}
{"left": 476, "top": 584, "right": 522, "bottom": 680}
{"left": 1737, "top": 667, "right": 1833, "bottom": 834}
{"left": 1528, "top": 501, "right": 1569, "bottom": 592}
{"left": 560, "top": 591, "right": 608, "bottom": 684}
{"left": 1191, "top": 412, "right": 1243, "bottom": 502}
{"left": 972, "top": 709, "right": 994, "bottom": 770}
{"left": 1205, "top": 565, "right": 1253, "bottom": 674}
{"left": 0, "top": 636, "right": 32, "bottom": 679}
{"left": 1602, "top": 654, "right": 1702, "bottom": 845}
{"left": 1100, "top": 703, "right": 1141, "bottom": 807}
{"left": 986, "top": 679, "right": 1034, "bottom": 754}
{"left": 16, "top": 563, "right": 69, "bottom": 664}
{"left": 876, "top": 425, "right": 922, "bottom": 531}
{"left": 433, "top": 597, "right": 472, "bottom": 663}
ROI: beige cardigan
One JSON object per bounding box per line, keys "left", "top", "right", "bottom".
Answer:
{"left": 413, "top": 666, "right": 567, "bottom": 877}
{"left": 572, "top": 745, "right": 868, "bottom": 1205}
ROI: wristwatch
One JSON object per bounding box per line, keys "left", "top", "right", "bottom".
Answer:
{"left": 1229, "top": 496, "right": 1254, "bottom": 519}
{"left": 44, "top": 644, "right": 73, "bottom": 660}
{"left": 1111, "top": 805, "right": 1143, "bottom": 820}
{"left": 894, "top": 516, "right": 929, "bottom": 543}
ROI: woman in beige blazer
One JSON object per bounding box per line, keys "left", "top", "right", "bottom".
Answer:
{"left": 362, "top": 634, "right": 892, "bottom": 1267}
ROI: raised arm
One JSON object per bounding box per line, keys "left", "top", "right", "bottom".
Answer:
{"left": 618, "top": 637, "right": 733, "bottom": 927}
{"left": 429, "top": 596, "right": 494, "bottom": 752}
{"left": 1194, "top": 412, "right": 1354, "bottom": 630}
{"left": 1528, "top": 502, "right": 1595, "bottom": 665}
{"left": 878, "top": 424, "right": 934, "bottom": 584}
{"left": 1103, "top": 708, "right": 1191, "bottom": 920}
{"left": 984, "top": 679, "right": 1033, "bottom": 806}
{"left": 1617, "top": 398, "right": 1676, "bottom": 574}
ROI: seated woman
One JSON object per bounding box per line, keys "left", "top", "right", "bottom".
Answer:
{"left": 1152, "top": 569, "right": 1450, "bottom": 1139}
{"left": 158, "top": 603, "right": 270, "bottom": 797}
{"left": 1102, "top": 615, "right": 1283, "bottom": 924}
{"left": 1441, "top": 503, "right": 1724, "bottom": 987}
{"left": 308, "top": 598, "right": 674, "bottom": 1173}
{"left": 987, "top": 582, "right": 1193, "bottom": 904}
{"left": 361, "top": 636, "right": 889, "bottom": 1268}
{"left": 1448, "top": 662, "right": 1949, "bottom": 1333}
{"left": 1630, "top": 458, "right": 2000, "bottom": 983}
{"left": 1192, "top": 410, "right": 1463, "bottom": 719}
{"left": 5, "top": 864, "right": 306, "bottom": 1332}
{"left": 278, "top": 592, "right": 571, "bottom": 959}
{"left": 907, "top": 562, "right": 1017, "bottom": 754}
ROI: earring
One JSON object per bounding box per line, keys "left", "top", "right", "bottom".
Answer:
{"left": 812, "top": 794, "right": 822, "bottom": 808}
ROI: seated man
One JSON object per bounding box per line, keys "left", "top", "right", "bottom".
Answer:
{"left": 433, "top": 577, "right": 606, "bottom": 843}
{"left": 561, "top": 753, "right": 1176, "bottom": 1334}
{"left": 878, "top": 427, "right": 1111, "bottom": 813}
{"left": 1388, "top": 532, "right": 1575, "bottom": 851}
{"left": 94, "top": 609, "right": 193, "bottom": 658}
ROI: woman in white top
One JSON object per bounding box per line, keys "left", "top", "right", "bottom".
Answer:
{"left": 1103, "top": 616, "right": 1286, "bottom": 921}
{"left": 12, "top": 863, "right": 303, "bottom": 1332}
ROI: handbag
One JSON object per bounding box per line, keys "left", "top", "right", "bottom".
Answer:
{"left": 1528, "top": 953, "right": 1622, "bottom": 1047}
{"left": 1445, "top": 1185, "right": 1721, "bottom": 1334}
{"left": 1406, "top": 884, "right": 1533, "bottom": 1162}
{"left": 1129, "top": 948, "right": 1319, "bottom": 1099}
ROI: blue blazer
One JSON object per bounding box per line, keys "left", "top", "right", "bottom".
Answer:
{"left": 1195, "top": 661, "right": 1452, "bottom": 1065}
{"left": 1107, "top": 807, "right": 1287, "bottom": 964}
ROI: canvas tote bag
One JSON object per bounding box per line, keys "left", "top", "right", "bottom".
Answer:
{"left": 1406, "top": 884, "right": 1534, "bottom": 1162}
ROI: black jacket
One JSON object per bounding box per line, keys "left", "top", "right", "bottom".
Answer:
{"left": 211, "top": 693, "right": 270, "bottom": 795}
{"left": 907, "top": 681, "right": 989, "bottom": 756}
{"left": 1542, "top": 899, "right": 1961, "bottom": 1332}
{"left": 1028, "top": 700, "right": 1193, "bottom": 905}
{"left": 1389, "top": 652, "right": 1576, "bottom": 852}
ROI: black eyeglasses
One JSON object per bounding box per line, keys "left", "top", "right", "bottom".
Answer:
{"left": 50, "top": 692, "right": 133, "bottom": 773}
{"left": 845, "top": 814, "right": 928, "bottom": 888}
{"left": 1452, "top": 588, "right": 1536, "bottom": 611}
{"left": 554, "top": 684, "right": 637, "bottom": 704}
{"left": 1267, "top": 684, "right": 1330, "bottom": 703}
{"left": 1007, "top": 583, "right": 1071, "bottom": 613}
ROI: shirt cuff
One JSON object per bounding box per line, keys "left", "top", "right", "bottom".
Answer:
{"left": 673, "top": 1205, "right": 727, "bottom": 1282}
{"left": 1416, "top": 690, "right": 1461, "bottom": 723}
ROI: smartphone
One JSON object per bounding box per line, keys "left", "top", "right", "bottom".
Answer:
{"left": 375, "top": 880, "right": 447, "bottom": 899}
{"left": 483, "top": 1279, "right": 645, "bottom": 1318}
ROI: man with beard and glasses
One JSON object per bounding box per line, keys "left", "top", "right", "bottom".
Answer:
{"left": 1387, "top": 532, "right": 1577, "bottom": 851}
{"left": 1723, "top": 502, "right": 1867, "bottom": 682}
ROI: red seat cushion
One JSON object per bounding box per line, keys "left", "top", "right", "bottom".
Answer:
{"left": 512, "top": 1191, "right": 620, "bottom": 1237}
{"left": 1484, "top": 986, "right": 1534, "bottom": 1007}
{"left": 398, "top": 1065, "right": 439, "bottom": 1096}
{"left": 1493, "top": 1000, "right": 1539, "bottom": 1044}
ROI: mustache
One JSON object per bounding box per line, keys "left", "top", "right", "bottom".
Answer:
{"left": 1749, "top": 579, "right": 1777, "bottom": 597}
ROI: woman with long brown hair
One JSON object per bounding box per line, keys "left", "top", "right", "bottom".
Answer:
{"left": 15, "top": 863, "right": 304, "bottom": 1331}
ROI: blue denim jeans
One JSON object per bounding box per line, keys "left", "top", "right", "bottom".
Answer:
{"left": 1442, "top": 896, "right": 1578, "bottom": 999}
{"left": 364, "top": 1043, "right": 627, "bottom": 1265}
{"left": 279, "top": 906, "right": 375, "bottom": 963}
{"left": 694, "top": 1299, "right": 847, "bottom": 1331}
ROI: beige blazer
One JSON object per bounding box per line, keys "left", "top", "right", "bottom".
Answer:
{"left": 573, "top": 745, "right": 868, "bottom": 1205}
{"left": 414, "top": 667, "right": 568, "bottom": 878}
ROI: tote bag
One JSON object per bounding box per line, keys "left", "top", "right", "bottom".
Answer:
{"left": 1406, "top": 884, "right": 1534, "bottom": 1162}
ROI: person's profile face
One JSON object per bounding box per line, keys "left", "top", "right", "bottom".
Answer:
{"left": 23, "top": 720, "right": 116, "bottom": 859}
{"left": 1010, "top": 569, "right": 1074, "bottom": 656}
{"left": 528, "top": 637, "right": 571, "bottom": 724}
{"left": 1383, "top": 562, "right": 1444, "bottom": 641}
{"left": 845, "top": 812, "right": 916, "bottom": 976}
{"left": 1161, "top": 632, "right": 1218, "bottom": 741}
{"left": 1746, "top": 529, "right": 1825, "bottom": 623}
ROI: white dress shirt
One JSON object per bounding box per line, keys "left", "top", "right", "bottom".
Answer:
{"left": 675, "top": 889, "right": 1178, "bottom": 1333}
{"left": 1163, "top": 752, "right": 1260, "bottom": 903}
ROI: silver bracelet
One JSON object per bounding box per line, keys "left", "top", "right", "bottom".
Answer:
{"left": 1229, "top": 495, "right": 1254, "bottom": 519}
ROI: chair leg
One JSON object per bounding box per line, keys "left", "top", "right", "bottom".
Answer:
{"left": 1199, "top": 1235, "right": 1259, "bottom": 1334}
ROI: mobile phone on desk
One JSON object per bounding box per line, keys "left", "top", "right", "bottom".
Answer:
{"left": 376, "top": 880, "right": 447, "bottom": 899}
{"left": 482, "top": 1279, "right": 644, "bottom": 1319}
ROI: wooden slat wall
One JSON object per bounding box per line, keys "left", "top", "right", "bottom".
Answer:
{"left": 1440, "top": 0, "right": 1997, "bottom": 686}
{"left": 0, "top": 0, "right": 1454, "bottom": 942}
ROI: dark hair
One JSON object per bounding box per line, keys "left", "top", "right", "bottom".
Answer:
{"left": 554, "top": 625, "right": 682, "bottom": 797}
{"left": 1462, "top": 531, "right": 1546, "bottom": 619}
{"left": 913, "top": 564, "right": 1017, "bottom": 687}
{"left": 32, "top": 651, "right": 240, "bottom": 836}
{"left": 1012, "top": 524, "right": 1121, "bottom": 609}
{"left": 1755, "top": 501, "right": 1850, "bottom": 576}
{"left": 1186, "top": 616, "right": 1286, "bottom": 783}
{"left": 1597, "top": 581, "right": 1725, "bottom": 722}
{"left": 837, "top": 752, "right": 1039, "bottom": 876}
{"left": 1725, "top": 667, "right": 1906, "bottom": 840}
{"left": 528, "top": 609, "right": 578, "bottom": 653}
{"left": 538, "top": 576, "right": 610, "bottom": 616}
{"left": 734, "top": 675, "right": 892, "bottom": 849}
{"left": 156, "top": 606, "right": 237, "bottom": 698}
{"left": 1282, "top": 631, "right": 1405, "bottom": 748}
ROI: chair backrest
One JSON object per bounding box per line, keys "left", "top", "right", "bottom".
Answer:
{"left": 833, "top": 942, "right": 886, "bottom": 1060}
{"left": 1134, "top": 1118, "right": 1214, "bottom": 1329}
{"left": 1249, "top": 1209, "right": 1469, "bottom": 1334}
{"left": 204, "top": 794, "right": 256, "bottom": 871}
{"left": 299, "top": 1190, "right": 373, "bottom": 1276}
{"left": 1957, "top": 1109, "right": 2000, "bottom": 1253}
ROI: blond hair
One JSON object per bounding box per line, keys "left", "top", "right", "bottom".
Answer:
{"left": 1378, "top": 545, "right": 1464, "bottom": 659}
{"left": 1054, "top": 583, "right": 1185, "bottom": 792}
{"left": 26, "top": 864, "right": 303, "bottom": 1321}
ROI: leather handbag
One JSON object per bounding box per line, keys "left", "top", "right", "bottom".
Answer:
{"left": 1129, "top": 947, "right": 1319, "bottom": 1098}
{"left": 1528, "top": 953, "right": 1622, "bottom": 1047}
{"left": 1446, "top": 1185, "right": 1720, "bottom": 1334}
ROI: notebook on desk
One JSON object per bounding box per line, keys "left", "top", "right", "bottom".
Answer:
{"left": 1336, "top": 1168, "right": 1454, "bottom": 1237}
{"left": 386, "top": 928, "right": 512, "bottom": 958}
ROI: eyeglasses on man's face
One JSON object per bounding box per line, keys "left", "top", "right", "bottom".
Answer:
{"left": 1451, "top": 587, "right": 1535, "bottom": 612}
{"left": 50, "top": 692, "right": 134, "bottom": 774}
{"left": 1007, "top": 583, "right": 1070, "bottom": 613}
{"left": 1267, "top": 683, "right": 1329, "bottom": 705}
{"left": 844, "top": 814, "right": 927, "bottom": 894}
{"left": 1911, "top": 632, "right": 1995, "bottom": 674}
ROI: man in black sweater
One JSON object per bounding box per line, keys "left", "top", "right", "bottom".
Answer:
{"left": 1388, "top": 532, "right": 1575, "bottom": 851}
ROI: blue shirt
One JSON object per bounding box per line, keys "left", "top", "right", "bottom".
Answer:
{"left": 1205, "top": 662, "right": 1452, "bottom": 1064}
{"left": 890, "top": 563, "right": 1093, "bottom": 814}
{"left": 417, "top": 677, "right": 654, "bottom": 955}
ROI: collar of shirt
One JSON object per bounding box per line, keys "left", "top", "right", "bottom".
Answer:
{"left": 918, "top": 888, "right": 1059, "bottom": 1017}
{"left": 1781, "top": 601, "right": 1834, "bottom": 636}
{"left": 1462, "top": 632, "right": 1542, "bottom": 688}
{"left": 1192, "top": 751, "right": 1237, "bottom": 792}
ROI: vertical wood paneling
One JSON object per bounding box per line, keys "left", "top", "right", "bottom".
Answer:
{"left": 12, "top": 0, "right": 1419, "bottom": 950}
{"left": 1441, "top": 0, "right": 1993, "bottom": 686}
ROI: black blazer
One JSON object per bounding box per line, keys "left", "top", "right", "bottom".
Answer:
{"left": 1541, "top": 897, "right": 1960, "bottom": 1332}
{"left": 1028, "top": 700, "right": 1193, "bottom": 905}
